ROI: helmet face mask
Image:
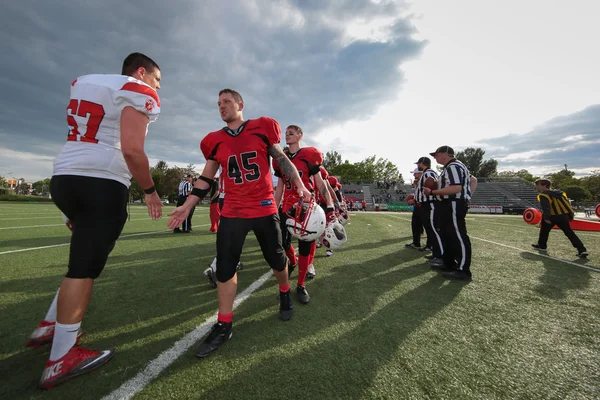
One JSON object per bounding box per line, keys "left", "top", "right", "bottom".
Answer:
{"left": 285, "top": 200, "right": 326, "bottom": 242}
{"left": 321, "top": 221, "right": 347, "bottom": 249}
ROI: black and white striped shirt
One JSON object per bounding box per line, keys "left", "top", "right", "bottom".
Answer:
{"left": 415, "top": 168, "right": 439, "bottom": 203}
{"left": 178, "top": 180, "right": 192, "bottom": 196}
{"left": 437, "top": 159, "right": 471, "bottom": 201}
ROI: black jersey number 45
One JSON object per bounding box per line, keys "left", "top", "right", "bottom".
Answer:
{"left": 228, "top": 152, "right": 260, "bottom": 184}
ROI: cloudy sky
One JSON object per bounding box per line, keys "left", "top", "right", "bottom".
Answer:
{"left": 1, "top": 0, "right": 599, "bottom": 183}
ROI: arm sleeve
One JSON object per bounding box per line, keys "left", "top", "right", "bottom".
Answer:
{"left": 538, "top": 194, "right": 552, "bottom": 219}
{"left": 261, "top": 117, "right": 282, "bottom": 146}
{"left": 113, "top": 82, "right": 160, "bottom": 123}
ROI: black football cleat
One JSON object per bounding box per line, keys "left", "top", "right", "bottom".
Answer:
{"left": 531, "top": 244, "right": 547, "bottom": 252}
{"left": 279, "top": 290, "right": 294, "bottom": 321}
{"left": 576, "top": 250, "right": 588, "bottom": 258}
{"left": 443, "top": 270, "right": 472, "bottom": 281}
{"left": 296, "top": 285, "right": 310, "bottom": 304}
{"left": 195, "top": 322, "right": 232, "bottom": 358}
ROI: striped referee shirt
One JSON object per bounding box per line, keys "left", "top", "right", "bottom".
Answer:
{"left": 415, "top": 168, "right": 439, "bottom": 203}
{"left": 437, "top": 159, "right": 471, "bottom": 201}
{"left": 178, "top": 180, "right": 192, "bottom": 196}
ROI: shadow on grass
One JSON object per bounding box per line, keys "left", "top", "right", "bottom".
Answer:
{"left": 520, "top": 252, "right": 592, "bottom": 299}
{"left": 148, "top": 248, "right": 464, "bottom": 399}
{"left": 0, "top": 236, "right": 283, "bottom": 399}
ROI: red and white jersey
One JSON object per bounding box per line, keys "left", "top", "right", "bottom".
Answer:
{"left": 272, "top": 146, "right": 323, "bottom": 212}
{"left": 53, "top": 74, "right": 160, "bottom": 187}
{"left": 201, "top": 116, "right": 281, "bottom": 218}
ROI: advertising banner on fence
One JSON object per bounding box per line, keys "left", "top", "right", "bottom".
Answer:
{"left": 468, "top": 205, "right": 503, "bottom": 214}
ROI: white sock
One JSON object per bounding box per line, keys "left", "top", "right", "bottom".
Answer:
{"left": 49, "top": 322, "right": 81, "bottom": 361}
{"left": 44, "top": 289, "right": 60, "bottom": 322}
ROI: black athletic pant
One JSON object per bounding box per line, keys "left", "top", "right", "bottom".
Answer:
{"left": 538, "top": 214, "right": 586, "bottom": 251}
{"left": 411, "top": 206, "right": 423, "bottom": 246}
{"left": 437, "top": 200, "right": 471, "bottom": 273}
{"left": 420, "top": 202, "right": 443, "bottom": 258}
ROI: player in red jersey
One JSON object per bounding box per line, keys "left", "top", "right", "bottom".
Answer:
{"left": 273, "top": 125, "right": 336, "bottom": 304}
{"left": 314, "top": 168, "right": 346, "bottom": 258}
{"left": 167, "top": 89, "right": 311, "bottom": 357}
{"left": 30, "top": 53, "right": 163, "bottom": 389}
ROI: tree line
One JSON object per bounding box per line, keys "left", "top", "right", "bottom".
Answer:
{"left": 6, "top": 146, "right": 600, "bottom": 202}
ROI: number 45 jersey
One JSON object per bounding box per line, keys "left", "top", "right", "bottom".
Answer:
{"left": 201, "top": 117, "right": 281, "bottom": 219}
{"left": 53, "top": 74, "right": 161, "bottom": 188}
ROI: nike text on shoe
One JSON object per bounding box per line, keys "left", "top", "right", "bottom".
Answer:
{"left": 296, "top": 285, "right": 310, "bottom": 304}
{"left": 307, "top": 264, "right": 316, "bottom": 279}
{"left": 531, "top": 244, "right": 547, "bottom": 252}
{"left": 39, "top": 347, "right": 115, "bottom": 389}
{"left": 195, "top": 322, "right": 232, "bottom": 358}
{"left": 27, "top": 321, "right": 85, "bottom": 348}
{"left": 279, "top": 290, "right": 294, "bottom": 321}
{"left": 203, "top": 267, "right": 217, "bottom": 289}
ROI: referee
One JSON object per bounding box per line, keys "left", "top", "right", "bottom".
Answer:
{"left": 414, "top": 157, "right": 444, "bottom": 261}
{"left": 423, "top": 146, "right": 473, "bottom": 281}
{"left": 174, "top": 174, "right": 193, "bottom": 233}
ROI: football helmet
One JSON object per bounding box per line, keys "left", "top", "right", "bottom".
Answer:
{"left": 321, "top": 221, "right": 347, "bottom": 250}
{"left": 286, "top": 200, "right": 326, "bottom": 242}
{"left": 338, "top": 209, "right": 349, "bottom": 226}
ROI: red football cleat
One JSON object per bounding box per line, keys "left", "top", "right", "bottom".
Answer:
{"left": 39, "top": 346, "right": 115, "bottom": 389}
{"left": 26, "top": 321, "right": 86, "bottom": 348}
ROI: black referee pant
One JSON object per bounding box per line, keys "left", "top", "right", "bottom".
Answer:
{"left": 411, "top": 205, "right": 423, "bottom": 246}
{"left": 538, "top": 214, "right": 586, "bottom": 251}
{"left": 176, "top": 194, "right": 195, "bottom": 231}
{"left": 420, "top": 202, "right": 443, "bottom": 258}
{"left": 437, "top": 200, "right": 471, "bottom": 273}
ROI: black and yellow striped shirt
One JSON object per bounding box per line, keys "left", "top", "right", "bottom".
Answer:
{"left": 537, "top": 190, "right": 574, "bottom": 217}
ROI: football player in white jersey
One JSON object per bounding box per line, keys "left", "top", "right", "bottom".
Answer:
{"left": 28, "top": 53, "right": 163, "bottom": 390}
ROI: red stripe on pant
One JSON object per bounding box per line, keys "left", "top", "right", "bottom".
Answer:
{"left": 210, "top": 202, "right": 220, "bottom": 232}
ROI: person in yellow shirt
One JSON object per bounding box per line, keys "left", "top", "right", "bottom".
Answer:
{"left": 531, "top": 178, "right": 588, "bottom": 258}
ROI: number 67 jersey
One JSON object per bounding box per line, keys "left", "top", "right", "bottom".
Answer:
{"left": 200, "top": 116, "right": 281, "bottom": 219}
{"left": 53, "top": 74, "right": 161, "bottom": 188}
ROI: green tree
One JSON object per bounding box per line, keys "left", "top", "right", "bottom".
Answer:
{"left": 546, "top": 166, "right": 577, "bottom": 190}
{"left": 579, "top": 170, "right": 600, "bottom": 201}
{"left": 323, "top": 151, "right": 343, "bottom": 172}
{"left": 455, "top": 147, "right": 485, "bottom": 176}
{"left": 564, "top": 186, "right": 590, "bottom": 202}
{"left": 478, "top": 159, "right": 498, "bottom": 178}
{"left": 32, "top": 178, "right": 51, "bottom": 195}
{"left": 498, "top": 169, "right": 535, "bottom": 182}
{"left": 331, "top": 161, "right": 359, "bottom": 183}
{"left": 129, "top": 179, "right": 143, "bottom": 202}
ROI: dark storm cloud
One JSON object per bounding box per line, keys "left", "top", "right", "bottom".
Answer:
{"left": 477, "top": 105, "right": 600, "bottom": 175}
{"left": 0, "top": 0, "right": 425, "bottom": 179}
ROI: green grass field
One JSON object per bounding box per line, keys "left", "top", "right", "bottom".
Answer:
{"left": 1, "top": 203, "right": 599, "bottom": 400}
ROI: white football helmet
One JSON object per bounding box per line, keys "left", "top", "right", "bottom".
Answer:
{"left": 338, "top": 210, "right": 349, "bottom": 226}
{"left": 286, "top": 200, "right": 326, "bottom": 242}
{"left": 321, "top": 221, "right": 348, "bottom": 250}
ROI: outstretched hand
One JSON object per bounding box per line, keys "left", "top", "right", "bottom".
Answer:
{"left": 167, "top": 206, "right": 191, "bottom": 229}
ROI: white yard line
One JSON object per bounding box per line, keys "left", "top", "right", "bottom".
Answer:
{"left": 102, "top": 269, "right": 275, "bottom": 400}
{"left": 0, "top": 225, "right": 210, "bottom": 255}
{"left": 0, "top": 218, "right": 165, "bottom": 230}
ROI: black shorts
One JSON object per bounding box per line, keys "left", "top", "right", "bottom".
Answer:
{"left": 279, "top": 211, "right": 293, "bottom": 251}
{"left": 50, "top": 175, "right": 128, "bottom": 279}
{"left": 216, "top": 214, "right": 286, "bottom": 282}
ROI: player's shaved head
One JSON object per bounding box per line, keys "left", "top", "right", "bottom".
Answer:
{"left": 122, "top": 53, "right": 160, "bottom": 76}
{"left": 219, "top": 89, "right": 243, "bottom": 105}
